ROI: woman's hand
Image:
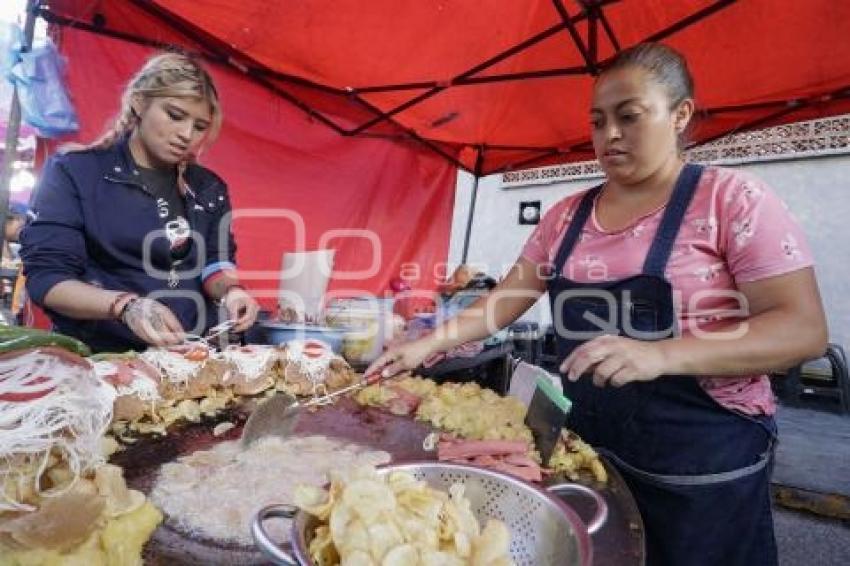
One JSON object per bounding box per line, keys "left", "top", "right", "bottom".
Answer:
{"left": 560, "top": 335, "right": 670, "bottom": 387}
{"left": 222, "top": 286, "right": 260, "bottom": 332}
{"left": 365, "top": 338, "right": 440, "bottom": 379}
{"left": 121, "top": 298, "right": 185, "bottom": 346}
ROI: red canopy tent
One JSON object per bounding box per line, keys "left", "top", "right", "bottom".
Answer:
{"left": 41, "top": 0, "right": 850, "bottom": 174}
{"left": 30, "top": 0, "right": 850, "bottom": 300}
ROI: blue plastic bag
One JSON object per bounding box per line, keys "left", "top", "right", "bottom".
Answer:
{"left": 1, "top": 22, "right": 21, "bottom": 74}
{"left": 7, "top": 32, "right": 79, "bottom": 138}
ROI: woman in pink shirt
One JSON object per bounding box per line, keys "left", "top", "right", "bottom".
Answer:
{"left": 371, "top": 43, "right": 827, "bottom": 565}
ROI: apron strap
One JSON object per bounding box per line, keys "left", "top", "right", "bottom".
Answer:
{"left": 642, "top": 163, "right": 705, "bottom": 277}
{"left": 552, "top": 185, "right": 603, "bottom": 275}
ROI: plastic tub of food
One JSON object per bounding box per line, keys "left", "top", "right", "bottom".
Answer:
{"left": 324, "top": 299, "right": 394, "bottom": 363}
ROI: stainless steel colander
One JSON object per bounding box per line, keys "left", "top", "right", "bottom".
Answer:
{"left": 252, "top": 461, "right": 607, "bottom": 566}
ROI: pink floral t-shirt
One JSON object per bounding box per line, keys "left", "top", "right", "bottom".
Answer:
{"left": 521, "top": 166, "right": 814, "bottom": 415}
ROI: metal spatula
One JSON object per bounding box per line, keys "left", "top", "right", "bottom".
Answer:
{"left": 240, "top": 371, "right": 387, "bottom": 447}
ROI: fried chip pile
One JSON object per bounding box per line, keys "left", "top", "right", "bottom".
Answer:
{"left": 0, "top": 457, "right": 162, "bottom": 565}
{"left": 295, "top": 465, "right": 514, "bottom": 566}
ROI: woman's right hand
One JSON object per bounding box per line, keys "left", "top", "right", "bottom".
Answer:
{"left": 121, "top": 297, "right": 185, "bottom": 346}
{"left": 365, "top": 337, "right": 440, "bottom": 379}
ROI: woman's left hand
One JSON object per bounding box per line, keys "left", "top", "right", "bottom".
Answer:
{"left": 222, "top": 286, "right": 260, "bottom": 332}
{"left": 560, "top": 335, "right": 669, "bottom": 387}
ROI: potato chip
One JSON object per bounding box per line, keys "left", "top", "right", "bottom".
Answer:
{"left": 453, "top": 531, "right": 472, "bottom": 558}
{"left": 297, "top": 465, "right": 515, "bottom": 566}
{"left": 420, "top": 549, "right": 467, "bottom": 566}
{"left": 338, "top": 518, "right": 369, "bottom": 555}
{"left": 396, "top": 488, "right": 443, "bottom": 523}
{"left": 341, "top": 549, "right": 374, "bottom": 566}
{"left": 381, "top": 543, "right": 418, "bottom": 566}
{"left": 386, "top": 471, "right": 420, "bottom": 493}
{"left": 329, "top": 502, "right": 355, "bottom": 543}
{"left": 367, "top": 520, "right": 404, "bottom": 561}
{"left": 294, "top": 484, "right": 333, "bottom": 519}
{"left": 472, "top": 519, "right": 511, "bottom": 566}
{"left": 341, "top": 479, "right": 395, "bottom": 522}
{"left": 309, "top": 525, "right": 339, "bottom": 566}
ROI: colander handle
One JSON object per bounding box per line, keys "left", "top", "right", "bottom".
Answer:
{"left": 547, "top": 483, "right": 608, "bottom": 535}
{"left": 251, "top": 504, "right": 299, "bottom": 565}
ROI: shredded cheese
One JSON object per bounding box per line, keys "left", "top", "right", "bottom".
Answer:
{"left": 221, "top": 346, "right": 277, "bottom": 383}
{"left": 92, "top": 361, "right": 161, "bottom": 403}
{"left": 140, "top": 349, "right": 204, "bottom": 385}
{"left": 282, "top": 340, "right": 334, "bottom": 384}
{"left": 0, "top": 349, "right": 116, "bottom": 512}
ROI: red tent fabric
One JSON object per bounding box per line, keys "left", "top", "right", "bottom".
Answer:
{"left": 41, "top": 0, "right": 850, "bottom": 175}
{"left": 41, "top": 28, "right": 457, "bottom": 307}
{"left": 24, "top": 0, "right": 850, "bottom": 311}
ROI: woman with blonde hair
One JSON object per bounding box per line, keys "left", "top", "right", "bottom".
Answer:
{"left": 21, "top": 51, "right": 258, "bottom": 352}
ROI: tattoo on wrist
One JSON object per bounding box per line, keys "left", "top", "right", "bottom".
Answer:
{"left": 123, "top": 298, "right": 168, "bottom": 335}
{"left": 148, "top": 309, "right": 167, "bottom": 332}
{"left": 121, "top": 298, "right": 143, "bottom": 327}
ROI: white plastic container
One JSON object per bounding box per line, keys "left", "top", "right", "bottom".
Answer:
{"left": 324, "top": 297, "right": 395, "bottom": 364}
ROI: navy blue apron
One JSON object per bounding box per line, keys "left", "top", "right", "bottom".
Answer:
{"left": 548, "top": 164, "right": 778, "bottom": 566}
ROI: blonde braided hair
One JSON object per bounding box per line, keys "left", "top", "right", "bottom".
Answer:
{"left": 64, "top": 51, "right": 222, "bottom": 156}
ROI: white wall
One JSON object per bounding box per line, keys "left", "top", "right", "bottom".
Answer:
{"left": 448, "top": 155, "right": 850, "bottom": 351}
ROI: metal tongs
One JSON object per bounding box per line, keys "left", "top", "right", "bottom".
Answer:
{"left": 240, "top": 367, "right": 391, "bottom": 447}
{"left": 184, "top": 319, "right": 239, "bottom": 347}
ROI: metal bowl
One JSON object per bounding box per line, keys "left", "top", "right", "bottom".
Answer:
{"left": 252, "top": 461, "right": 607, "bottom": 566}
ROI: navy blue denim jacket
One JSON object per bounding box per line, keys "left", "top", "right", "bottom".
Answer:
{"left": 20, "top": 137, "right": 237, "bottom": 352}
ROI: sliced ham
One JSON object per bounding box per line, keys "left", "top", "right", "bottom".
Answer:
{"left": 437, "top": 438, "right": 529, "bottom": 460}
{"left": 502, "top": 453, "right": 541, "bottom": 468}
{"left": 100, "top": 362, "right": 133, "bottom": 387}
{"left": 0, "top": 347, "right": 91, "bottom": 402}
{"left": 93, "top": 357, "right": 163, "bottom": 421}
{"left": 385, "top": 385, "right": 422, "bottom": 416}
{"left": 437, "top": 437, "right": 543, "bottom": 482}
{"left": 0, "top": 346, "right": 91, "bottom": 367}
{"left": 486, "top": 460, "right": 543, "bottom": 483}
{"left": 95, "top": 357, "right": 161, "bottom": 384}
{"left": 129, "top": 359, "right": 163, "bottom": 384}
{"left": 469, "top": 454, "right": 500, "bottom": 467}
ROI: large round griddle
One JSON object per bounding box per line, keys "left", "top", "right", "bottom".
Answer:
{"left": 111, "top": 398, "right": 644, "bottom": 565}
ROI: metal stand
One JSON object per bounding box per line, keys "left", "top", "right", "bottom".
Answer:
{"left": 0, "top": 1, "right": 39, "bottom": 252}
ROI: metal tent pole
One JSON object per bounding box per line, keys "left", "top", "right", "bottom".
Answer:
{"left": 0, "top": 1, "right": 39, "bottom": 252}
{"left": 460, "top": 147, "right": 485, "bottom": 264}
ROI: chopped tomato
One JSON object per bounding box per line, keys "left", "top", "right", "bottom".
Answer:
{"left": 183, "top": 347, "right": 209, "bottom": 362}
{"left": 302, "top": 341, "right": 327, "bottom": 358}
{"left": 102, "top": 363, "right": 135, "bottom": 387}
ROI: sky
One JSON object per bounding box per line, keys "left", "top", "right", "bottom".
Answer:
{"left": 1, "top": 1, "right": 47, "bottom": 34}
{"left": 0, "top": 1, "right": 27, "bottom": 25}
